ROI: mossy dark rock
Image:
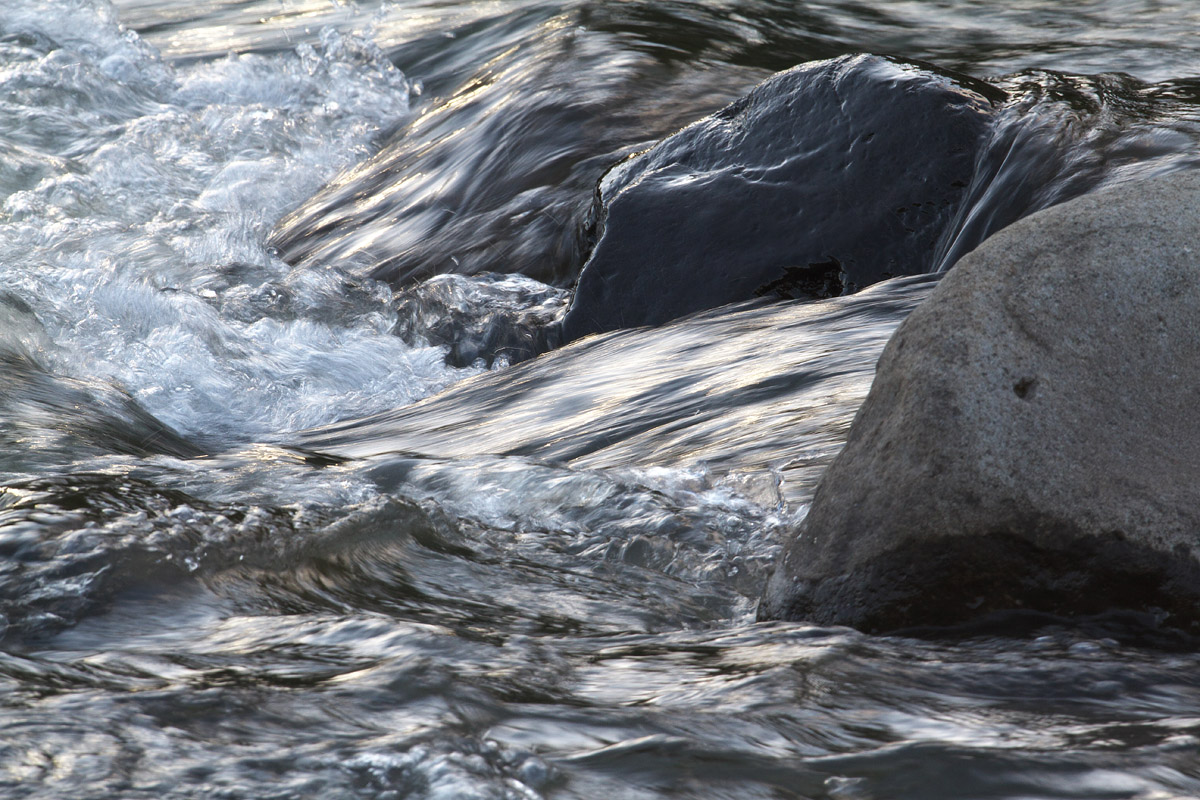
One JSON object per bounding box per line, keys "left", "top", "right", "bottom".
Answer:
{"left": 561, "top": 54, "right": 1002, "bottom": 341}
{"left": 759, "top": 170, "right": 1200, "bottom": 634}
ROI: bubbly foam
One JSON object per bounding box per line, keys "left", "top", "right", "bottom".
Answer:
{"left": 0, "top": 0, "right": 477, "bottom": 445}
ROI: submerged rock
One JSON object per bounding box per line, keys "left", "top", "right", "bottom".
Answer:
{"left": 393, "top": 273, "right": 568, "bottom": 367}
{"left": 561, "top": 54, "right": 1003, "bottom": 341}
{"left": 760, "top": 170, "right": 1200, "bottom": 634}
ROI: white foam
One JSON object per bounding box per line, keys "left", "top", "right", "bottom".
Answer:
{"left": 0, "top": 0, "right": 478, "bottom": 443}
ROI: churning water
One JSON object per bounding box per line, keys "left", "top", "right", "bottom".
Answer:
{"left": 2, "top": 1, "right": 1200, "bottom": 797}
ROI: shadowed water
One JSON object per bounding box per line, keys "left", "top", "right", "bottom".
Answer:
{"left": 1, "top": 0, "right": 1199, "bottom": 797}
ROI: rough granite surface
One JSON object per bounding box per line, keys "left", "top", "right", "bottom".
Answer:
{"left": 760, "top": 169, "right": 1200, "bottom": 633}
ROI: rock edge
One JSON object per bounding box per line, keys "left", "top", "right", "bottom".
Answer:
{"left": 760, "top": 169, "right": 1200, "bottom": 634}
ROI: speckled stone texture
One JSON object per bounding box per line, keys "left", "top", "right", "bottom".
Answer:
{"left": 760, "top": 170, "right": 1200, "bottom": 633}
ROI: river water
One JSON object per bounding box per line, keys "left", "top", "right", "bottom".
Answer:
{"left": 2, "top": 1, "right": 1200, "bottom": 797}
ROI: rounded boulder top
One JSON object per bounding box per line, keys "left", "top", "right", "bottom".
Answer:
{"left": 561, "top": 53, "right": 1005, "bottom": 341}
{"left": 759, "top": 169, "right": 1200, "bottom": 634}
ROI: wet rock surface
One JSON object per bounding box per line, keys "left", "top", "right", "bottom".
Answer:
{"left": 561, "top": 54, "right": 1003, "bottom": 341}
{"left": 760, "top": 170, "right": 1200, "bottom": 634}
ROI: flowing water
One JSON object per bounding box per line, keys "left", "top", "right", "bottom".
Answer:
{"left": 2, "top": 1, "right": 1200, "bottom": 797}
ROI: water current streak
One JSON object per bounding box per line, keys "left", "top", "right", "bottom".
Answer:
{"left": 1, "top": 1, "right": 1199, "bottom": 798}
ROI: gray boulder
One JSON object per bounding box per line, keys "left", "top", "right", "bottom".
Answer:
{"left": 759, "top": 170, "right": 1200, "bottom": 634}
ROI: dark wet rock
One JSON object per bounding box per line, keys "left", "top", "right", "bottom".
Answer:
{"left": 933, "top": 70, "right": 1200, "bottom": 272}
{"left": 561, "top": 54, "right": 1003, "bottom": 341}
{"left": 759, "top": 170, "right": 1200, "bottom": 634}
{"left": 269, "top": 17, "right": 752, "bottom": 288}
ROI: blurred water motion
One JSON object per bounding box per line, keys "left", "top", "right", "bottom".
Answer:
{"left": 0, "top": 1, "right": 1197, "bottom": 797}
